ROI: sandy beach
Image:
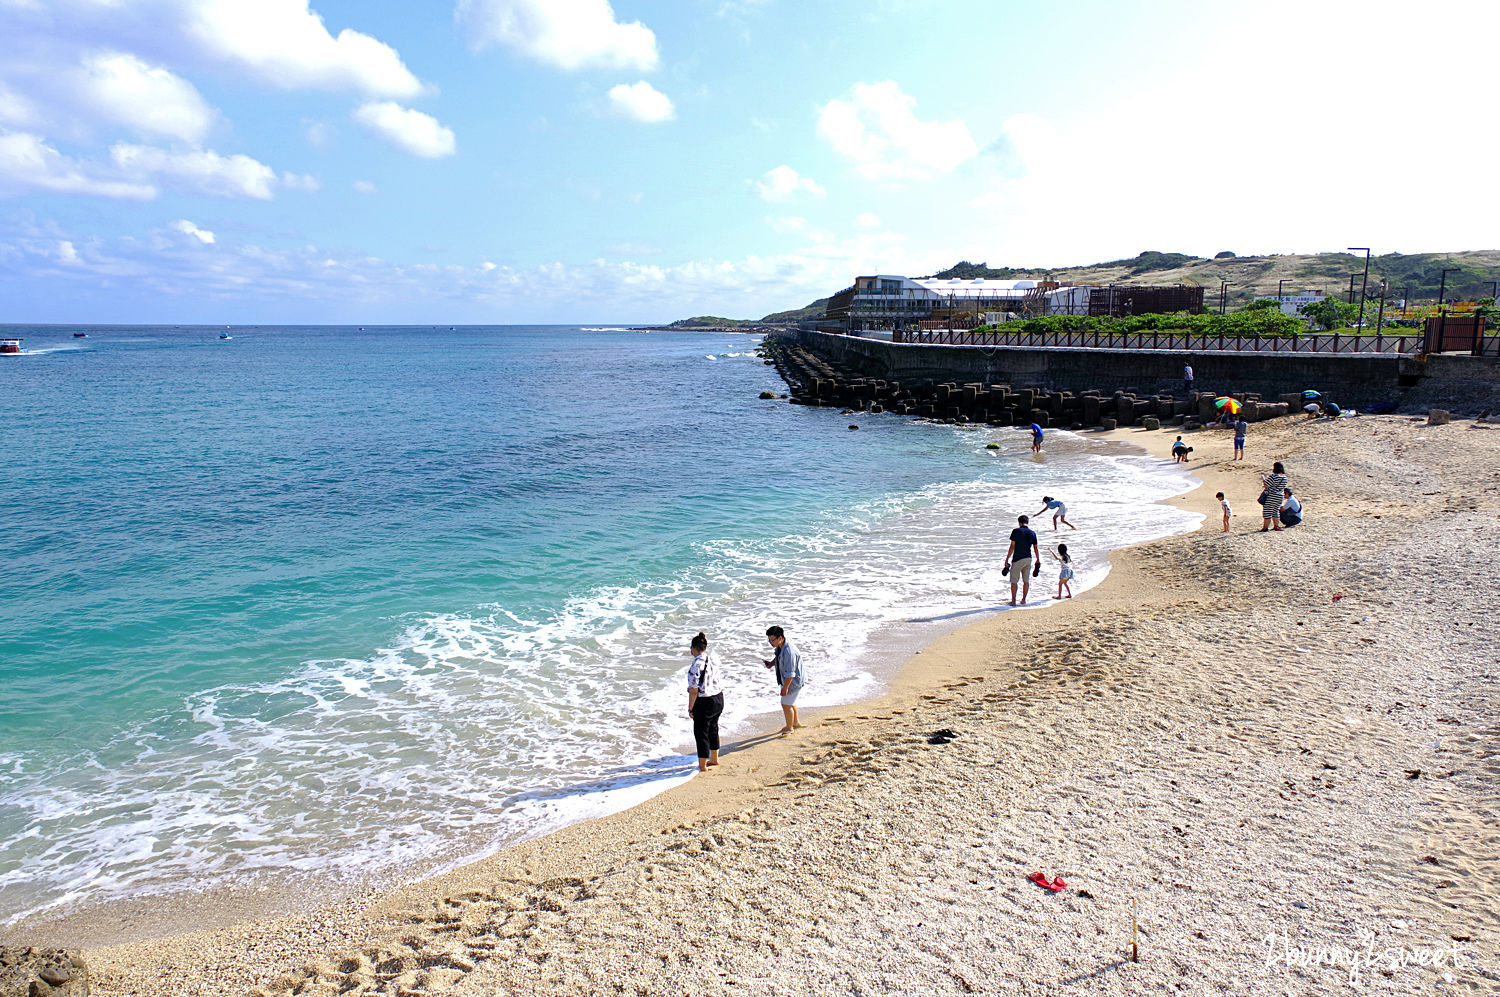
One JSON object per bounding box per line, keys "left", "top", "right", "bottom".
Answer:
{"left": 14, "top": 412, "right": 1499, "bottom": 996}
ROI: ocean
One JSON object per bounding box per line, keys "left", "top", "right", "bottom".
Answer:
{"left": 0, "top": 324, "right": 1200, "bottom": 925}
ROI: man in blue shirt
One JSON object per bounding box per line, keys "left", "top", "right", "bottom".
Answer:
{"left": 1279, "top": 489, "right": 1303, "bottom": 528}
{"left": 1004, "top": 514, "right": 1040, "bottom": 606}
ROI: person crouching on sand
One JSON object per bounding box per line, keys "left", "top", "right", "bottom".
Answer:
{"left": 686, "top": 631, "right": 723, "bottom": 772}
{"left": 1036, "top": 495, "right": 1075, "bottom": 530}
{"left": 762, "top": 625, "right": 805, "bottom": 735}
{"left": 1005, "top": 515, "right": 1040, "bottom": 606}
{"left": 1051, "top": 543, "right": 1074, "bottom": 599}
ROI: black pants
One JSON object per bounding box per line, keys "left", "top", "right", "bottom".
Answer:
{"left": 691, "top": 693, "right": 723, "bottom": 759}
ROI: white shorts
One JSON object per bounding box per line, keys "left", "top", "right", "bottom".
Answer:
{"left": 781, "top": 686, "right": 801, "bottom": 706}
{"left": 1051, "top": 504, "right": 1067, "bottom": 516}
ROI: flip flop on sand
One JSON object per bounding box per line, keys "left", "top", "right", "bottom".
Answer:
{"left": 1028, "top": 872, "right": 1068, "bottom": 892}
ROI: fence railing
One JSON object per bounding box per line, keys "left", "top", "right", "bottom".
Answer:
{"left": 888, "top": 327, "right": 1427, "bottom": 354}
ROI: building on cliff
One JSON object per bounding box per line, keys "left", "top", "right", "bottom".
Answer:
{"left": 824, "top": 274, "right": 1206, "bottom": 332}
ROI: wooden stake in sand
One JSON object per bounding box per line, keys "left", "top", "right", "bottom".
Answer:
{"left": 1131, "top": 899, "right": 1139, "bottom": 963}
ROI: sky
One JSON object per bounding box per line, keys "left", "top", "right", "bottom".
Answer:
{"left": 1, "top": 0, "right": 1497, "bottom": 324}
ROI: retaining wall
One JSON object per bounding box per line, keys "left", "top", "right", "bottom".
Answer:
{"left": 785, "top": 330, "right": 1405, "bottom": 405}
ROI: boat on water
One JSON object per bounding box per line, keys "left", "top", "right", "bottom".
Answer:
{"left": 73, "top": 332, "right": 88, "bottom": 338}
{"left": 219, "top": 333, "right": 232, "bottom": 340}
{"left": 1, "top": 338, "right": 23, "bottom": 355}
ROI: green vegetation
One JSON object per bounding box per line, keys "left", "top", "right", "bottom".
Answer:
{"left": 1300, "top": 298, "right": 1358, "bottom": 331}
{"left": 667, "top": 315, "right": 756, "bottom": 327}
{"left": 759, "top": 297, "right": 829, "bottom": 323}
{"left": 975, "top": 308, "right": 1307, "bottom": 339}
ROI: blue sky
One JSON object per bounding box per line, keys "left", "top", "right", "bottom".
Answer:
{"left": 1, "top": 0, "right": 1496, "bottom": 324}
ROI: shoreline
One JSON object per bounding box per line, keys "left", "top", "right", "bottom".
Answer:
{"left": 17, "top": 412, "right": 1500, "bottom": 994}
{"left": 3, "top": 424, "right": 1197, "bottom": 949}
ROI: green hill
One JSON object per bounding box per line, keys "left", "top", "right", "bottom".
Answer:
{"left": 682, "top": 250, "right": 1500, "bottom": 325}
{"left": 923, "top": 250, "right": 1500, "bottom": 309}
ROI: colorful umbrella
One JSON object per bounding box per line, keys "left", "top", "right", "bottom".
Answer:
{"left": 1301, "top": 389, "right": 1322, "bottom": 400}
{"left": 1213, "top": 397, "right": 1241, "bottom": 415}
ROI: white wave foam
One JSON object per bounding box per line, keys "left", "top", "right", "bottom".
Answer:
{"left": 0, "top": 430, "right": 1199, "bottom": 925}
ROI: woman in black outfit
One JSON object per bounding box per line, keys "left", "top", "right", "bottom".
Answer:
{"left": 686, "top": 631, "right": 723, "bottom": 772}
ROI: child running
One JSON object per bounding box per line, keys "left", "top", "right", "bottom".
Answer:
{"left": 1051, "top": 543, "right": 1074, "bottom": 599}
{"left": 1217, "top": 491, "right": 1231, "bottom": 532}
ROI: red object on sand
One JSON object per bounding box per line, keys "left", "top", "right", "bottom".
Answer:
{"left": 1332, "top": 594, "right": 1343, "bottom": 601}
{"left": 1029, "top": 872, "right": 1068, "bottom": 892}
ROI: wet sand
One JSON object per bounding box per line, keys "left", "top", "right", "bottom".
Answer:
{"left": 16, "top": 413, "right": 1500, "bottom": 995}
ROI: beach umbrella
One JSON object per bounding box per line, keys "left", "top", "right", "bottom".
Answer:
{"left": 1301, "top": 389, "right": 1322, "bottom": 401}
{"left": 1213, "top": 397, "right": 1241, "bottom": 415}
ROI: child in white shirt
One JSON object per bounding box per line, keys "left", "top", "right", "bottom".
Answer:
{"left": 1216, "top": 491, "right": 1231, "bottom": 532}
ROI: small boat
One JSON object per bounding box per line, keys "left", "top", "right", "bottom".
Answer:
{"left": 1, "top": 338, "right": 22, "bottom": 355}
{"left": 219, "top": 333, "right": 232, "bottom": 340}
{"left": 73, "top": 332, "right": 88, "bottom": 338}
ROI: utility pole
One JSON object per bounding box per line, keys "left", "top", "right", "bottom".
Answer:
{"left": 1398, "top": 286, "right": 1410, "bottom": 318}
{"left": 1375, "top": 280, "right": 1388, "bottom": 336}
{"left": 1348, "top": 247, "right": 1371, "bottom": 330}
{"left": 1437, "top": 267, "right": 1460, "bottom": 352}
{"left": 1347, "top": 273, "right": 1357, "bottom": 304}
{"left": 1219, "top": 280, "right": 1230, "bottom": 315}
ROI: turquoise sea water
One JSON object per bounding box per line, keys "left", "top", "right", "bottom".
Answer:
{"left": 0, "top": 325, "right": 1199, "bottom": 924}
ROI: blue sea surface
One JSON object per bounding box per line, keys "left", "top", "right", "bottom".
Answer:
{"left": 0, "top": 324, "right": 1199, "bottom": 923}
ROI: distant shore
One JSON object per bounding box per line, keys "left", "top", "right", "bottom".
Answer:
{"left": 21, "top": 413, "right": 1500, "bottom": 995}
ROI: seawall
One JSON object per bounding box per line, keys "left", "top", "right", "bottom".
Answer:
{"left": 780, "top": 330, "right": 1405, "bottom": 404}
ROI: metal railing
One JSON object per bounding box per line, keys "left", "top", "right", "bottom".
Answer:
{"left": 889, "top": 327, "right": 1424, "bottom": 355}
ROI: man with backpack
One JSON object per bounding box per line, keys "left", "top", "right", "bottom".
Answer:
{"left": 763, "top": 625, "right": 806, "bottom": 735}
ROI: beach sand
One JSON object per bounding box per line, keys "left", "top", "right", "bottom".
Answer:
{"left": 14, "top": 414, "right": 1499, "bottom": 995}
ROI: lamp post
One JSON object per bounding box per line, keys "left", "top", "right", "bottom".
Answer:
{"left": 1348, "top": 247, "right": 1371, "bottom": 331}
{"left": 1488, "top": 280, "right": 1498, "bottom": 300}
{"left": 1348, "top": 274, "right": 1358, "bottom": 304}
{"left": 1398, "top": 286, "right": 1410, "bottom": 318}
{"left": 1436, "top": 267, "right": 1460, "bottom": 351}
{"left": 1219, "top": 280, "right": 1230, "bottom": 315}
{"left": 1437, "top": 267, "right": 1460, "bottom": 313}
{"left": 1277, "top": 278, "right": 1290, "bottom": 312}
{"left": 1375, "top": 279, "right": 1388, "bottom": 336}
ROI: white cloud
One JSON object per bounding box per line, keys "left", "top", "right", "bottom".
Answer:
{"left": 460, "top": 0, "right": 659, "bottom": 71}
{"left": 74, "top": 51, "right": 215, "bottom": 143}
{"left": 352, "top": 179, "right": 376, "bottom": 194}
{"left": 606, "top": 81, "right": 674, "bottom": 124}
{"left": 817, "top": 80, "right": 977, "bottom": 181}
{"left": 171, "top": 218, "right": 215, "bottom": 243}
{"left": 753, "top": 165, "right": 824, "bottom": 202}
{"left": 280, "top": 171, "right": 320, "bottom": 192}
{"left": 0, "top": 83, "right": 40, "bottom": 128}
{"left": 56, "top": 239, "right": 81, "bottom": 264}
{"left": 111, "top": 143, "right": 277, "bottom": 198}
{"left": 768, "top": 215, "right": 807, "bottom": 234}
{"left": 855, "top": 212, "right": 881, "bottom": 228}
{"left": 0, "top": 131, "right": 157, "bottom": 199}
{"left": 182, "top": 0, "right": 424, "bottom": 97}
{"left": 352, "top": 101, "right": 456, "bottom": 158}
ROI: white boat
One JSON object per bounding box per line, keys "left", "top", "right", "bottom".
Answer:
{"left": 0, "top": 338, "right": 22, "bottom": 355}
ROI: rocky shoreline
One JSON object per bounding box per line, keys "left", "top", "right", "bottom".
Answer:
{"left": 760, "top": 338, "right": 1301, "bottom": 430}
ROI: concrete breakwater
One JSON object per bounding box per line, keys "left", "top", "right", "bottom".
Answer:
{"left": 771, "top": 329, "right": 1417, "bottom": 410}
{"left": 762, "top": 336, "right": 1295, "bottom": 430}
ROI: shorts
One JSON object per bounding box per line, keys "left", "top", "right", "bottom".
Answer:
{"left": 1051, "top": 503, "right": 1067, "bottom": 516}
{"left": 1234, "top": 437, "right": 1245, "bottom": 450}
{"left": 780, "top": 686, "right": 801, "bottom": 706}
{"left": 1011, "top": 558, "right": 1033, "bottom": 578}
{"left": 1059, "top": 566, "right": 1074, "bottom": 580}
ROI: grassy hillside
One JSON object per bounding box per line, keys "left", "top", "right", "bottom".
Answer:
{"left": 707, "top": 250, "right": 1500, "bottom": 325}
{"left": 926, "top": 250, "right": 1500, "bottom": 309}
